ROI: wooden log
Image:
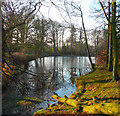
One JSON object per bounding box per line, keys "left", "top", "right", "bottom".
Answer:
{"left": 52, "top": 95, "right": 120, "bottom": 114}
{"left": 52, "top": 95, "right": 83, "bottom": 108}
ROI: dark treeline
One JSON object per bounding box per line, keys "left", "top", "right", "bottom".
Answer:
{"left": 4, "top": 16, "right": 95, "bottom": 57}
{"left": 3, "top": 15, "right": 106, "bottom": 57}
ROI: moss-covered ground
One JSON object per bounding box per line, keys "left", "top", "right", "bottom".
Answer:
{"left": 34, "top": 63, "right": 120, "bottom": 115}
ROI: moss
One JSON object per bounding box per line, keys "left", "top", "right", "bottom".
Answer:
{"left": 24, "top": 97, "right": 41, "bottom": 103}
{"left": 17, "top": 96, "right": 41, "bottom": 106}
{"left": 75, "top": 65, "right": 120, "bottom": 102}
{"left": 69, "top": 93, "right": 77, "bottom": 99}
{"left": 83, "top": 103, "right": 120, "bottom": 114}
{"left": 17, "top": 100, "right": 33, "bottom": 105}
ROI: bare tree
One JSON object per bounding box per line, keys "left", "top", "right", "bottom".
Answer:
{"left": 1, "top": 1, "right": 42, "bottom": 57}
{"left": 69, "top": 3, "right": 95, "bottom": 71}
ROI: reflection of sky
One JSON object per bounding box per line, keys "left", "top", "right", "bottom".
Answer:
{"left": 27, "top": 56, "right": 95, "bottom": 98}
{"left": 28, "top": 56, "right": 95, "bottom": 81}
{"left": 35, "top": 56, "right": 95, "bottom": 74}
{"left": 26, "top": 56, "right": 95, "bottom": 99}
{"left": 56, "top": 83, "right": 76, "bottom": 98}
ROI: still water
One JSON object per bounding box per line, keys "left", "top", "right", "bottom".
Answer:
{"left": 2, "top": 56, "right": 95, "bottom": 115}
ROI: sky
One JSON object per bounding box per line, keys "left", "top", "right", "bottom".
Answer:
{"left": 39, "top": 0, "right": 101, "bottom": 30}
{"left": 5, "top": 0, "right": 119, "bottom": 30}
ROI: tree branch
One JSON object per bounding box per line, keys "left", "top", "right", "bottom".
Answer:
{"left": 6, "top": 2, "right": 42, "bottom": 32}
{"left": 3, "top": 58, "right": 14, "bottom": 71}
{"left": 98, "top": 0, "right": 111, "bottom": 24}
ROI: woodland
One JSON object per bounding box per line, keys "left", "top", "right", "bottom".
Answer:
{"left": 1, "top": 0, "right": 120, "bottom": 115}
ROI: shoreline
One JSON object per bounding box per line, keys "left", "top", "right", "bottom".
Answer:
{"left": 33, "top": 64, "right": 120, "bottom": 115}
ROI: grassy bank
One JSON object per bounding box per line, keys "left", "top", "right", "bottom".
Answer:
{"left": 33, "top": 63, "right": 120, "bottom": 115}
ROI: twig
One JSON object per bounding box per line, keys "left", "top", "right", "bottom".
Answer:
{"left": 98, "top": 0, "right": 111, "bottom": 24}
{"left": 6, "top": 2, "right": 42, "bottom": 32}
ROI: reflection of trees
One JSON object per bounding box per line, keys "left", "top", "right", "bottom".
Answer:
{"left": 78, "top": 57, "right": 82, "bottom": 76}
{"left": 50, "top": 57, "right": 59, "bottom": 90}
{"left": 69, "top": 57, "right": 77, "bottom": 84}
{"left": 15, "top": 56, "right": 93, "bottom": 106}
{"left": 61, "top": 57, "right": 64, "bottom": 82}
{"left": 61, "top": 68, "right": 64, "bottom": 83}
{"left": 35, "top": 59, "right": 38, "bottom": 67}
{"left": 38, "top": 58, "right": 46, "bottom": 98}
{"left": 70, "top": 67, "right": 77, "bottom": 84}
{"left": 20, "top": 58, "right": 47, "bottom": 99}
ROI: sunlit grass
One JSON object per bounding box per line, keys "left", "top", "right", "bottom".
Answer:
{"left": 75, "top": 64, "right": 120, "bottom": 103}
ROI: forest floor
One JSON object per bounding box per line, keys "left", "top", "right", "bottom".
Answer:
{"left": 33, "top": 63, "right": 120, "bottom": 115}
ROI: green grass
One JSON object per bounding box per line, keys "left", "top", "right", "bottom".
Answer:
{"left": 75, "top": 64, "right": 120, "bottom": 102}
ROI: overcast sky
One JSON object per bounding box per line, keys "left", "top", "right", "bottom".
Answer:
{"left": 38, "top": 0, "right": 101, "bottom": 29}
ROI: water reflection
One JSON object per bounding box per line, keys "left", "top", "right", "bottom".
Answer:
{"left": 3, "top": 56, "right": 95, "bottom": 115}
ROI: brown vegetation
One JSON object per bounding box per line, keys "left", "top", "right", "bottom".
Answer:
{"left": 12, "top": 52, "right": 35, "bottom": 66}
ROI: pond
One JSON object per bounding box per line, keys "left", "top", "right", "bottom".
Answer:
{"left": 2, "top": 56, "right": 95, "bottom": 115}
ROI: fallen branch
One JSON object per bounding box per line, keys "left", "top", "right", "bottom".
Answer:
{"left": 52, "top": 95, "right": 120, "bottom": 114}
{"left": 52, "top": 95, "right": 84, "bottom": 111}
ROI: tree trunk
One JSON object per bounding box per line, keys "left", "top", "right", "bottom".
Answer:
{"left": 107, "top": 1, "right": 113, "bottom": 71}
{"left": 111, "top": 1, "right": 118, "bottom": 81}
{"left": 62, "top": 29, "right": 64, "bottom": 47}
{"left": 2, "top": 19, "right": 6, "bottom": 60}
{"left": 53, "top": 33, "right": 56, "bottom": 54}
{"left": 108, "top": 23, "right": 113, "bottom": 71}
{"left": 80, "top": 8, "right": 95, "bottom": 71}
